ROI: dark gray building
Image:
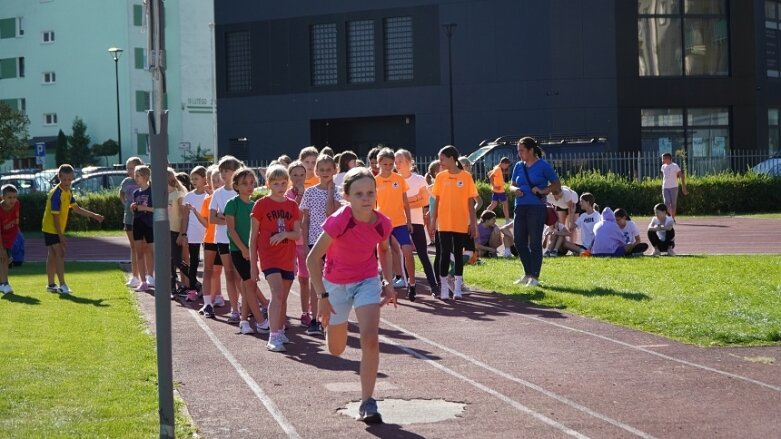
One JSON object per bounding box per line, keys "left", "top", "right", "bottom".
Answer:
{"left": 214, "top": 0, "right": 780, "bottom": 161}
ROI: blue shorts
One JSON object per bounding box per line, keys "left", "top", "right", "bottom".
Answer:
{"left": 391, "top": 225, "right": 412, "bottom": 246}
{"left": 491, "top": 192, "right": 508, "bottom": 202}
{"left": 263, "top": 268, "right": 295, "bottom": 281}
{"left": 43, "top": 232, "right": 61, "bottom": 247}
{"left": 323, "top": 276, "right": 382, "bottom": 325}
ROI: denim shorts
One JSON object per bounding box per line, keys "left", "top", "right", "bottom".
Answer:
{"left": 323, "top": 276, "right": 382, "bottom": 326}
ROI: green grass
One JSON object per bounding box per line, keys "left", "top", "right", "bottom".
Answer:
{"left": 23, "top": 229, "right": 126, "bottom": 239}
{"left": 457, "top": 255, "right": 781, "bottom": 346}
{"left": 0, "top": 263, "right": 196, "bottom": 437}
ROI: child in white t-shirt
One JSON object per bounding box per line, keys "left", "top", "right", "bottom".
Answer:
{"left": 574, "top": 192, "right": 600, "bottom": 250}
{"left": 614, "top": 208, "right": 649, "bottom": 255}
{"left": 647, "top": 203, "right": 676, "bottom": 256}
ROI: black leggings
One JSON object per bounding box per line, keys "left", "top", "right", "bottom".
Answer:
{"left": 187, "top": 243, "right": 201, "bottom": 288}
{"left": 410, "top": 224, "right": 438, "bottom": 286}
{"left": 647, "top": 229, "right": 675, "bottom": 252}
{"left": 170, "top": 232, "right": 182, "bottom": 290}
{"left": 437, "top": 231, "right": 469, "bottom": 277}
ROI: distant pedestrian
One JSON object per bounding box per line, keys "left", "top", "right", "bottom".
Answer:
{"left": 660, "top": 152, "right": 688, "bottom": 219}
{"left": 120, "top": 157, "right": 144, "bottom": 289}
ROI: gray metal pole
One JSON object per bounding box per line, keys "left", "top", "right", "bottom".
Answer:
{"left": 147, "top": 0, "right": 174, "bottom": 437}
{"left": 114, "top": 58, "right": 122, "bottom": 163}
{"left": 443, "top": 24, "right": 456, "bottom": 146}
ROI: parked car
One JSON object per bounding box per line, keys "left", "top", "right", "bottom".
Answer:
{"left": 752, "top": 154, "right": 781, "bottom": 176}
{"left": 71, "top": 170, "right": 128, "bottom": 194}
{"left": 0, "top": 173, "right": 52, "bottom": 195}
{"left": 466, "top": 134, "right": 609, "bottom": 180}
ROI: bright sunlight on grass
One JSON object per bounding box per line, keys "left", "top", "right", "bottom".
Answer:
{"left": 0, "top": 262, "right": 195, "bottom": 437}
{"left": 459, "top": 255, "right": 781, "bottom": 346}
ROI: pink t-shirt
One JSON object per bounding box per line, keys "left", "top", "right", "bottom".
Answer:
{"left": 322, "top": 205, "right": 391, "bottom": 284}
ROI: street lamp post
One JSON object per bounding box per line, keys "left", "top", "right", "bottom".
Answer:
{"left": 442, "top": 24, "right": 457, "bottom": 146}
{"left": 108, "top": 47, "right": 123, "bottom": 163}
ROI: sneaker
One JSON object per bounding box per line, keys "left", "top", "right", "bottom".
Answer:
{"left": 667, "top": 248, "right": 676, "bottom": 256}
{"left": 176, "top": 286, "right": 189, "bottom": 297}
{"left": 357, "top": 397, "right": 382, "bottom": 424}
{"left": 543, "top": 250, "right": 552, "bottom": 257}
{"left": 0, "top": 284, "right": 9, "bottom": 295}
{"left": 407, "top": 285, "right": 416, "bottom": 302}
{"left": 266, "top": 333, "right": 286, "bottom": 352}
{"left": 300, "top": 312, "right": 312, "bottom": 327}
{"left": 439, "top": 285, "right": 450, "bottom": 301}
{"left": 503, "top": 248, "right": 512, "bottom": 258}
{"left": 430, "top": 284, "right": 441, "bottom": 298}
{"left": 146, "top": 275, "right": 155, "bottom": 287}
{"left": 47, "top": 284, "right": 59, "bottom": 293}
{"left": 203, "top": 304, "right": 215, "bottom": 319}
{"left": 393, "top": 277, "right": 407, "bottom": 288}
{"left": 135, "top": 282, "right": 150, "bottom": 292}
{"left": 255, "top": 319, "right": 271, "bottom": 334}
{"left": 278, "top": 331, "right": 291, "bottom": 344}
{"left": 526, "top": 278, "right": 540, "bottom": 287}
{"left": 514, "top": 275, "right": 530, "bottom": 285}
{"left": 58, "top": 284, "right": 71, "bottom": 295}
{"left": 652, "top": 249, "right": 661, "bottom": 256}
{"left": 185, "top": 290, "right": 198, "bottom": 302}
{"left": 239, "top": 320, "right": 256, "bottom": 334}
{"left": 213, "top": 296, "right": 226, "bottom": 307}
{"left": 306, "top": 320, "right": 324, "bottom": 336}
{"left": 126, "top": 277, "right": 141, "bottom": 288}
{"left": 227, "top": 312, "right": 241, "bottom": 324}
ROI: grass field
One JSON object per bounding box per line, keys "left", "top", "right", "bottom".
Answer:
{"left": 455, "top": 255, "right": 781, "bottom": 346}
{"left": 0, "top": 263, "right": 196, "bottom": 437}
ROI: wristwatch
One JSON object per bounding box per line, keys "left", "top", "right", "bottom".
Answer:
{"left": 320, "top": 292, "right": 330, "bottom": 299}
{"left": 381, "top": 280, "right": 391, "bottom": 288}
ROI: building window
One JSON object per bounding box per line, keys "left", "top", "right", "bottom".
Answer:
{"left": 638, "top": 0, "right": 729, "bottom": 77}
{"left": 384, "top": 17, "right": 413, "bottom": 81}
{"left": 770, "top": 109, "right": 780, "bottom": 154}
{"left": 137, "top": 132, "right": 149, "bottom": 155}
{"left": 134, "top": 47, "right": 146, "bottom": 69}
{"left": 311, "top": 24, "right": 338, "bottom": 86}
{"left": 225, "top": 31, "right": 252, "bottom": 93}
{"left": 18, "top": 57, "right": 24, "bottom": 77}
{"left": 42, "top": 71, "right": 56, "bottom": 84}
{"left": 136, "top": 90, "right": 150, "bottom": 112}
{"left": 44, "top": 113, "right": 58, "bottom": 126}
{"left": 16, "top": 17, "right": 23, "bottom": 37}
{"left": 133, "top": 4, "right": 144, "bottom": 27}
{"left": 0, "top": 98, "right": 24, "bottom": 112}
{"left": 0, "top": 18, "right": 15, "bottom": 39}
{"left": 641, "top": 107, "right": 730, "bottom": 172}
{"left": 0, "top": 58, "right": 18, "bottom": 78}
{"left": 41, "top": 30, "right": 55, "bottom": 43}
{"left": 765, "top": 1, "right": 781, "bottom": 77}
{"left": 347, "top": 20, "right": 375, "bottom": 84}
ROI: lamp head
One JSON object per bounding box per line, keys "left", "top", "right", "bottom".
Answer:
{"left": 108, "top": 47, "right": 124, "bottom": 61}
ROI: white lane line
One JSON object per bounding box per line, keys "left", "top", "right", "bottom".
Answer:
{"left": 378, "top": 318, "right": 656, "bottom": 439}
{"left": 497, "top": 304, "right": 781, "bottom": 393}
{"left": 188, "top": 310, "right": 302, "bottom": 439}
{"left": 377, "top": 333, "right": 591, "bottom": 439}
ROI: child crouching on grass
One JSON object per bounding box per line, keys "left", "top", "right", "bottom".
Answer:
{"left": 0, "top": 184, "right": 20, "bottom": 294}
{"left": 250, "top": 165, "right": 302, "bottom": 352}
{"left": 307, "top": 167, "right": 396, "bottom": 424}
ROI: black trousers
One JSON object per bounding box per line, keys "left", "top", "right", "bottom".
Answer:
{"left": 647, "top": 229, "right": 675, "bottom": 252}
{"left": 410, "top": 224, "right": 438, "bottom": 286}
{"left": 437, "top": 231, "right": 469, "bottom": 277}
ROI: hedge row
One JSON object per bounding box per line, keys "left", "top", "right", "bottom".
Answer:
{"left": 479, "top": 171, "right": 781, "bottom": 218}
{"left": 16, "top": 172, "right": 781, "bottom": 231}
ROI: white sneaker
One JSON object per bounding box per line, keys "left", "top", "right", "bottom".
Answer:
{"left": 503, "top": 248, "right": 512, "bottom": 258}
{"left": 213, "top": 295, "right": 225, "bottom": 307}
{"left": 59, "top": 284, "right": 71, "bottom": 295}
{"left": 393, "top": 277, "right": 407, "bottom": 288}
{"left": 146, "top": 275, "right": 155, "bottom": 287}
{"left": 439, "top": 277, "right": 450, "bottom": 300}
{"left": 278, "top": 332, "right": 290, "bottom": 344}
{"left": 126, "top": 277, "right": 141, "bottom": 288}
{"left": 255, "top": 319, "right": 271, "bottom": 334}
{"left": 526, "top": 278, "right": 540, "bottom": 287}
{"left": 652, "top": 249, "right": 661, "bottom": 256}
{"left": 666, "top": 248, "right": 676, "bottom": 256}
{"left": 0, "top": 284, "right": 9, "bottom": 294}
{"left": 266, "top": 334, "right": 286, "bottom": 352}
{"left": 514, "top": 275, "right": 529, "bottom": 285}
{"left": 239, "top": 320, "right": 255, "bottom": 334}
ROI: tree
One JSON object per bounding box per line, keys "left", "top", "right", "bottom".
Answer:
{"left": 181, "top": 144, "right": 213, "bottom": 163}
{"left": 92, "top": 139, "right": 119, "bottom": 166}
{"left": 0, "top": 102, "right": 30, "bottom": 165}
{"left": 67, "top": 117, "right": 93, "bottom": 167}
{"left": 55, "top": 129, "right": 68, "bottom": 166}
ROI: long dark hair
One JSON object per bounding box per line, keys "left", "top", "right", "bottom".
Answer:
{"left": 438, "top": 145, "right": 463, "bottom": 170}
{"left": 519, "top": 137, "right": 544, "bottom": 159}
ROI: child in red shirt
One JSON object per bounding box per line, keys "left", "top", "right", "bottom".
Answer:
{"left": 250, "top": 164, "right": 302, "bottom": 352}
{"left": 0, "top": 184, "right": 20, "bottom": 294}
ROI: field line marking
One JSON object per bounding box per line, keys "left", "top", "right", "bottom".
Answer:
{"left": 188, "top": 310, "right": 302, "bottom": 439}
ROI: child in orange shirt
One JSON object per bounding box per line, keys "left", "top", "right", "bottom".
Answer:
{"left": 374, "top": 148, "right": 418, "bottom": 301}
{"left": 299, "top": 146, "right": 320, "bottom": 189}
{"left": 431, "top": 146, "right": 479, "bottom": 300}
{"left": 487, "top": 157, "right": 511, "bottom": 222}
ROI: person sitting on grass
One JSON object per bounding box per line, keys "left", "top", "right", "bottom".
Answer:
{"left": 647, "top": 203, "right": 676, "bottom": 256}
{"left": 0, "top": 184, "right": 20, "bottom": 294}
{"left": 43, "top": 164, "right": 105, "bottom": 294}
{"left": 475, "top": 210, "right": 514, "bottom": 258}
{"left": 591, "top": 207, "right": 648, "bottom": 257}
{"left": 543, "top": 218, "right": 585, "bottom": 257}
{"left": 614, "top": 208, "right": 649, "bottom": 255}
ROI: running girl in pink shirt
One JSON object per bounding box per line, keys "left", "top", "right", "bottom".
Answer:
{"left": 307, "top": 167, "right": 396, "bottom": 424}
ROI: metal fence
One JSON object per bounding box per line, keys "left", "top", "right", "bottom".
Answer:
{"left": 169, "top": 150, "right": 773, "bottom": 182}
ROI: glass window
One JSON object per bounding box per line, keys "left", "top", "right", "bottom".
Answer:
{"left": 134, "top": 47, "right": 145, "bottom": 69}
{"left": 766, "top": 1, "right": 781, "bottom": 77}
{"left": 347, "top": 20, "right": 375, "bottom": 84}
{"left": 42, "top": 71, "right": 56, "bottom": 84}
{"left": 133, "top": 5, "right": 144, "bottom": 27}
{"left": 41, "top": 30, "right": 54, "bottom": 43}
{"left": 638, "top": 0, "right": 729, "bottom": 76}
{"left": 0, "top": 18, "right": 14, "bottom": 39}
{"left": 641, "top": 108, "right": 684, "bottom": 127}
{"left": 225, "top": 31, "right": 252, "bottom": 93}
{"left": 384, "top": 17, "right": 413, "bottom": 81}
{"left": 137, "top": 133, "right": 149, "bottom": 155}
{"left": 135, "top": 90, "right": 150, "bottom": 112}
{"left": 310, "top": 24, "right": 337, "bottom": 86}
{"left": 44, "top": 113, "right": 58, "bottom": 125}
{"left": 769, "top": 109, "right": 780, "bottom": 154}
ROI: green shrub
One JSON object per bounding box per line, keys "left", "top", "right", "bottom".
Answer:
{"left": 19, "top": 190, "right": 124, "bottom": 232}
{"left": 477, "top": 171, "right": 781, "bottom": 218}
